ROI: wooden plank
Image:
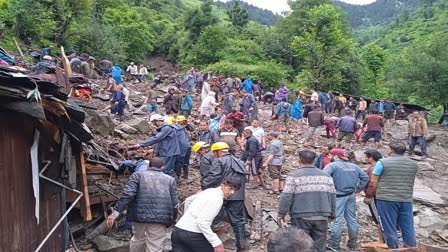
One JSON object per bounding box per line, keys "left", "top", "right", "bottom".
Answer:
{"left": 79, "top": 151, "right": 92, "bottom": 221}
{"left": 419, "top": 243, "right": 448, "bottom": 252}
{"left": 13, "top": 38, "right": 24, "bottom": 57}
{"left": 60, "top": 46, "right": 72, "bottom": 94}
{"left": 361, "top": 242, "right": 388, "bottom": 249}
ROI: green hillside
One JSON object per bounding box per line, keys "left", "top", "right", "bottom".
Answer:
{"left": 353, "top": 0, "right": 448, "bottom": 113}
{"left": 0, "top": 0, "right": 446, "bottom": 114}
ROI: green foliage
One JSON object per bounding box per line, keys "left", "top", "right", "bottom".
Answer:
{"left": 387, "top": 32, "right": 448, "bottom": 108}
{"left": 206, "top": 60, "right": 287, "bottom": 86}
{"left": 226, "top": 0, "right": 249, "bottom": 29}
{"left": 9, "top": 0, "right": 55, "bottom": 45}
{"left": 360, "top": 43, "right": 386, "bottom": 84}
{"left": 68, "top": 20, "right": 128, "bottom": 64}
{"left": 291, "top": 4, "right": 358, "bottom": 92}
{"left": 214, "top": 0, "right": 279, "bottom": 26}
{"left": 182, "top": 25, "right": 228, "bottom": 67}
{"left": 220, "top": 39, "right": 263, "bottom": 65}
{"left": 183, "top": 0, "right": 219, "bottom": 41}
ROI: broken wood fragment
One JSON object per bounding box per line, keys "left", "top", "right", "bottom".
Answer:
{"left": 80, "top": 151, "right": 92, "bottom": 221}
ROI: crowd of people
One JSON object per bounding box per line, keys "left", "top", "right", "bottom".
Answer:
{"left": 97, "top": 66, "right": 432, "bottom": 252}
{"left": 27, "top": 47, "right": 433, "bottom": 252}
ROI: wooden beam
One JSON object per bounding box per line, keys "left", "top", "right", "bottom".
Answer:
{"left": 60, "top": 46, "right": 72, "bottom": 95}
{"left": 13, "top": 38, "right": 24, "bottom": 57}
{"left": 79, "top": 151, "right": 92, "bottom": 221}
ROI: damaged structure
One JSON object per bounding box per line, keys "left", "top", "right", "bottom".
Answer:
{"left": 0, "top": 65, "right": 95, "bottom": 251}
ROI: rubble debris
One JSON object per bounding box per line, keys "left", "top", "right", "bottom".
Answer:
{"left": 126, "top": 118, "right": 151, "bottom": 134}
{"left": 85, "top": 110, "right": 116, "bottom": 136}
{"left": 117, "top": 123, "right": 138, "bottom": 134}
{"left": 413, "top": 178, "right": 447, "bottom": 206}
{"left": 92, "top": 235, "right": 129, "bottom": 252}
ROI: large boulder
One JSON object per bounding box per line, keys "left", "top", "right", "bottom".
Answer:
{"left": 413, "top": 178, "right": 446, "bottom": 206}
{"left": 84, "top": 110, "right": 116, "bottom": 136}
{"left": 92, "top": 235, "right": 129, "bottom": 252}
{"left": 127, "top": 118, "right": 151, "bottom": 134}
{"left": 385, "top": 120, "right": 409, "bottom": 140}
{"left": 117, "top": 123, "right": 138, "bottom": 134}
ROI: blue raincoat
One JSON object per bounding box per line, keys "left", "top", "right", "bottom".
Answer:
{"left": 290, "top": 99, "right": 304, "bottom": 119}
{"left": 109, "top": 65, "right": 123, "bottom": 84}
{"left": 242, "top": 78, "right": 253, "bottom": 94}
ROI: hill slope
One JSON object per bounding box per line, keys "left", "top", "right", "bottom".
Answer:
{"left": 334, "top": 0, "right": 422, "bottom": 27}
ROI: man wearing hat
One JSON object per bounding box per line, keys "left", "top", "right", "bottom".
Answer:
{"left": 173, "top": 116, "right": 192, "bottom": 179}
{"left": 192, "top": 141, "right": 215, "bottom": 188}
{"left": 323, "top": 148, "right": 369, "bottom": 252}
{"left": 126, "top": 62, "right": 139, "bottom": 83}
{"left": 34, "top": 55, "right": 55, "bottom": 74}
{"left": 133, "top": 114, "right": 180, "bottom": 176}
{"left": 202, "top": 142, "right": 249, "bottom": 252}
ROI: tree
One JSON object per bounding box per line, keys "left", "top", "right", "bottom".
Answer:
{"left": 291, "top": 4, "right": 358, "bottom": 92}
{"left": 9, "top": 0, "right": 55, "bottom": 45}
{"left": 182, "top": 25, "right": 228, "bottom": 67}
{"left": 183, "top": 0, "right": 218, "bottom": 41}
{"left": 226, "top": 0, "right": 249, "bottom": 29}
{"left": 388, "top": 33, "right": 448, "bottom": 108}
{"left": 361, "top": 43, "right": 386, "bottom": 85}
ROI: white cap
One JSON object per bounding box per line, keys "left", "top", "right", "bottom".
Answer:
{"left": 149, "top": 114, "right": 164, "bottom": 122}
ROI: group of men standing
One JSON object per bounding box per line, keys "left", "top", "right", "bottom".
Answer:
{"left": 278, "top": 142, "right": 418, "bottom": 252}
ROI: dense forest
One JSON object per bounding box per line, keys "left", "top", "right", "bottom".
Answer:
{"left": 0, "top": 0, "right": 447, "bottom": 117}
{"left": 212, "top": 0, "right": 279, "bottom": 25}
{"left": 334, "top": 0, "right": 422, "bottom": 28}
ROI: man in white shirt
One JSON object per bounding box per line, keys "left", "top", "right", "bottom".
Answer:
{"left": 138, "top": 63, "right": 148, "bottom": 83}
{"left": 172, "top": 176, "right": 243, "bottom": 252}
{"left": 126, "top": 62, "right": 138, "bottom": 83}
{"left": 311, "top": 88, "right": 319, "bottom": 106}
{"left": 244, "top": 119, "right": 266, "bottom": 149}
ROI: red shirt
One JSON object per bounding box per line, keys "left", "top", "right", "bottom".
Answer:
{"left": 323, "top": 155, "right": 331, "bottom": 168}
{"left": 363, "top": 114, "right": 384, "bottom": 131}
{"left": 226, "top": 112, "right": 246, "bottom": 127}
{"left": 365, "top": 164, "right": 377, "bottom": 197}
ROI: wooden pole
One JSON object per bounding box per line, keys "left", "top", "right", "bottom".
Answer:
{"left": 80, "top": 151, "right": 92, "bottom": 221}
{"left": 60, "top": 46, "right": 72, "bottom": 95}
{"left": 13, "top": 38, "right": 24, "bottom": 57}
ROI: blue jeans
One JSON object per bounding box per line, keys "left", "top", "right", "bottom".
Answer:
{"left": 146, "top": 102, "right": 159, "bottom": 114}
{"left": 331, "top": 193, "right": 358, "bottom": 250}
{"left": 376, "top": 200, "right": 416, "bottom": 249}
{"left": 161, "top": 155, "right": 177, "bottom": 174}
{"left": 409, "top": 136, "right": 427, "bottom": 156}
{"left": 175, "top": 147, "right": 191, "bottom": 178}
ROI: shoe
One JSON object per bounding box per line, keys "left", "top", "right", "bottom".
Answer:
{"left": 327, "top": 246, "right": 341, "bottom": 252}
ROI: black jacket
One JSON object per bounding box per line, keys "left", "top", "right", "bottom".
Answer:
{"left": 114, "top": 167, "right": 178, "bottom": 225}
{"left": 200, "top": 151, "right": 215, "bottom": 189}
{"left": 202, "top": 154, "right": 247, "bottom": 200}
{"left": 241, "top": 135, "right": 262, "bottom": 162}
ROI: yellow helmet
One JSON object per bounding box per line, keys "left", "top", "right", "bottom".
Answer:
{"left": 192, "top": 141, "right": 209, "bottom": 153}
{"left": 166, "top": 117, "right": 175, "bottom": 125}
{"left": 211, "top": 142, "right": 230, "bottom": 151}
{"left": 175, "top": 115, "right": 187, "bottom": 122}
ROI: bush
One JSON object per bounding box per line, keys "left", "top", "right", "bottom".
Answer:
{"left": 205, "top": 60, "right": 287, "bottom": 86}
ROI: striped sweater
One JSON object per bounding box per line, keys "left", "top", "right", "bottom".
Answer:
{"left": 278, "top": 166, "right": 336, "bottom": 219}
